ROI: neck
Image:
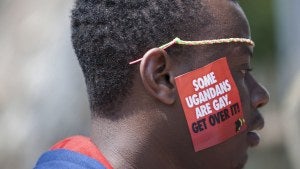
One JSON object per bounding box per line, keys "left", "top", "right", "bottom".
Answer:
{"left": 90, "top": 111, "right": 184, "bottom": 169}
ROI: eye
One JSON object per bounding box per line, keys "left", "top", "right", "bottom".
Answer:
{"left": 240, "top": 68, "right": 252, "bottom": 76}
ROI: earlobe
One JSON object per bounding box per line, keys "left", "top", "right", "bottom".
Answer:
{"left": 140, "top": 48, "right": 176, "bottom": 105}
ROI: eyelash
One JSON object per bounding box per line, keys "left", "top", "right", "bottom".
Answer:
{"left": 240, "top": 68, "right": 253, "bottom": 75}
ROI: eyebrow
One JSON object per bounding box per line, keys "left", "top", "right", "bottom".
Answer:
{"left": 243, "top": 45, "right": 254, "bottom": 58}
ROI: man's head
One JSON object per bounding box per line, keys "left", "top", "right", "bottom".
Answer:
{"left": 71, "top": 0, "right": 213, "bottom": 117}
{"left": 71, "top": 0, "right": 269, "bottom": 168}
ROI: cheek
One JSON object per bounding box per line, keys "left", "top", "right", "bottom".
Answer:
{"left": 231, "top": 72, "right": 251, "bottom": 122}
{"left": 198, "top": 132, "right": 248, "bottom": 169}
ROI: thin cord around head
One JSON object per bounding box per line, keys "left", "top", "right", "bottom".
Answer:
{"left": 129, "top": 37, "right": 255, "bottom": 64}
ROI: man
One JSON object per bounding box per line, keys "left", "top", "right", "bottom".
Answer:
{"left": 34, "top": 0, "right": 269, "bottom": 168}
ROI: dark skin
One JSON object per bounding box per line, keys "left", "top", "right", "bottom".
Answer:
{"left": 92, "top": 0, "right": 269, "bottom": 168}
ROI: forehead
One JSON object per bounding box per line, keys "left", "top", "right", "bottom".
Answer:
{"left": 173, "top": 0, "right": 252, "bottom": 71}
{"left": 199, "top": 0, "right": 250, "bottom": 39}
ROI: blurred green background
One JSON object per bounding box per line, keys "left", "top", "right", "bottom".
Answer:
{"left": 1, "top": 0, "right": 299, "bottom": 169}
{"left": 240, "top": 0, "right": 298, "bottom": 169}
{"left": 240, "top": 0, "right": 275, "bottom": 65}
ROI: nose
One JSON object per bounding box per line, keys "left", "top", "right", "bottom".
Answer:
{"left": 248, "top": 74, "right": 270, "bottom": 109}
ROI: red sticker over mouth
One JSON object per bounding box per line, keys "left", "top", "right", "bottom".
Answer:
{"left": 175, "top": 57, "right": 247, "bottom": 152}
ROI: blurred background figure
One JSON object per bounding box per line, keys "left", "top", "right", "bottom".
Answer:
{"left": 0, "top": 0, "right": 298, "bottom": 169}
{"left": 276, "top": 0, "right": 300, "bottom": 169}
{"left": 0, "top": 1, "right": 90, "bottom": 168}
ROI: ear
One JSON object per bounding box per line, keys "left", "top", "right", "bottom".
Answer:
{"left": 140, "top": 48, "right": 176, "bottom": 105}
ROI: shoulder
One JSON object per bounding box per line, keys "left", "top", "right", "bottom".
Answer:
{"left": 33, "top": 135, "right": 112, "bottom": 169}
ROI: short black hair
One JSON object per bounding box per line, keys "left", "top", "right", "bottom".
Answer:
{"left": 71, "top": 0, "right": 211, "bottom": 117}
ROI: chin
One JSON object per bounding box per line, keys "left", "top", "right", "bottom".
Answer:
{"left": 233, "top": 153, "right": 248, "bottom": 169}
{"left": 232, "top": 152, "right": 248, "bottom": 169}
